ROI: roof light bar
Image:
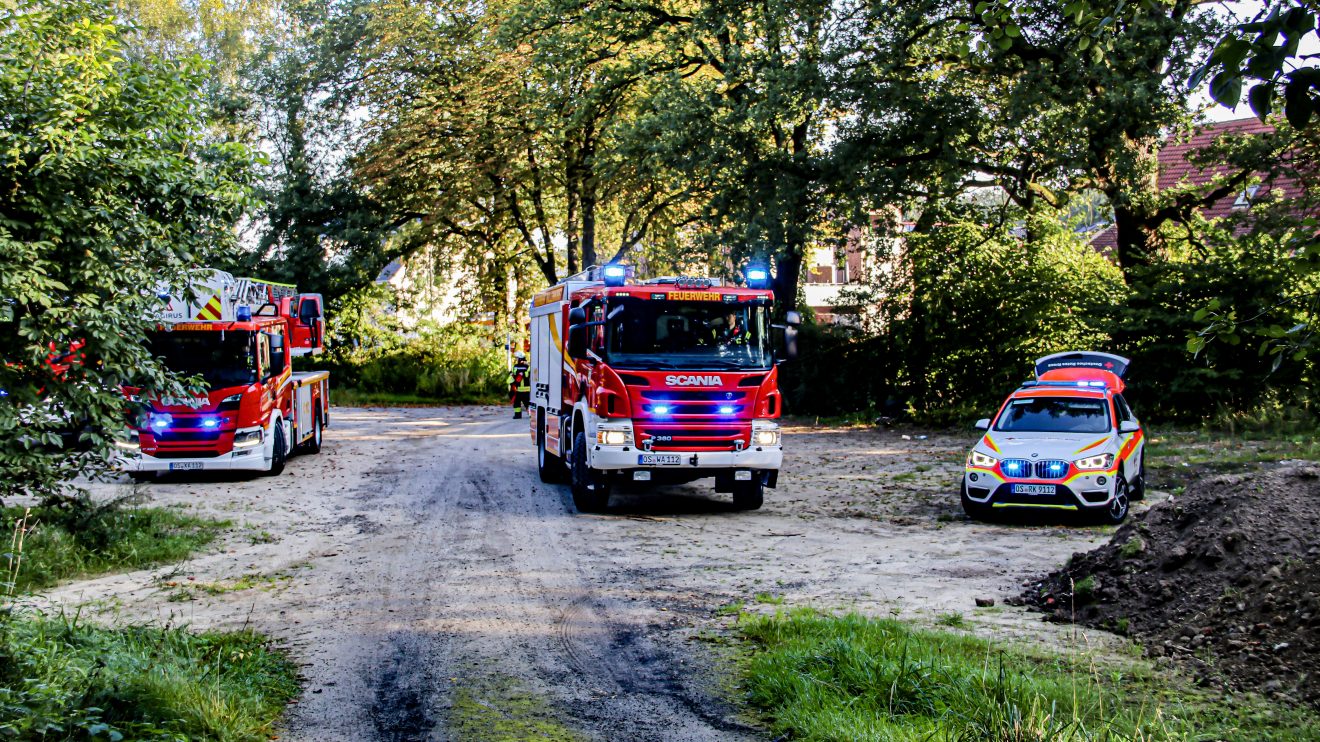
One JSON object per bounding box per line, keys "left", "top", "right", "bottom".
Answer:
{"left": 744, "top": 265, "right": 770, "bottom": 289}
{"left": 601, "top": 264, "right": 628, "bottom": 286}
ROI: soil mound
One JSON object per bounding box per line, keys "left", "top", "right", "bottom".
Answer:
{"left": 1023, "top": 464, "right": 1320, "bottom": 706}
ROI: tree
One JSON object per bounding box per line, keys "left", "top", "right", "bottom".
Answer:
{"left": 0, "top": 0, "right": 255, "bottom": 502}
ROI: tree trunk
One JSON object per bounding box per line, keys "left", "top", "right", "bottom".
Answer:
{"left": 581, "top": 178, "right": 597, "bottom": 269}
{"left": 1111, "top": 203, "right": 1160, "bottom": 283}
{"left": 772, "top": 250, "right": 802, "bottom": 315}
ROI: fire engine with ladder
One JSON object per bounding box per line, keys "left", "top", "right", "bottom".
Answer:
{"left": 117, "top": 270, "right": 330, "bottom": 479}
{"left": 528, "top": 265, "right": 799, "bottom": 512}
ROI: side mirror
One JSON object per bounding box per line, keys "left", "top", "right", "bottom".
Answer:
{"left": 566, "top": 306, "right": 589, "bottom": 358}
{"left": 785, "top": 310, "right": 802, "bottom": 327}
{"left": 268, "top": 333, "right": 286, "bottom": 379}
{"left": 974, "top": 418, "right": 991, "bottom": 431}
{"left": 1119, "top": 420, "right": 1140, "bottom": 434}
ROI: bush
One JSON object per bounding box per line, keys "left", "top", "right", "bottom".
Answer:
{"left": 783, "top": 213, "right": 1124, "bottom": 423}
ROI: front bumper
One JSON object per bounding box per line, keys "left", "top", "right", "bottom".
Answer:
{"left": 117, "top": 447, "right": 266, "bottom": 473}
{"left": 964, "top": 468, "right": 1117, "bottom": 510}
{"left": 589, "top": 445, "right": 783, "bottom": 471}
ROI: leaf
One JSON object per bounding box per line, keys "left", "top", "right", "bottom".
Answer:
{"left": 1285, "top": 77, "right": 1315, "bottom": 128}
{"left": 1248, "top": 83, "right": 1273, "bottom": 121}
{"left": 1210, "top": 71, "right": 1243, "bottom": 107}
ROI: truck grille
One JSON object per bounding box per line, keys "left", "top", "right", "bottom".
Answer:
{"left": 636, "top": 425, "right": 749, "bottom": 451}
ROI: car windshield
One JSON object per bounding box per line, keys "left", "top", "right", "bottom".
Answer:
{"left": 604, "top": 296, "right": 773, "bottom": 370}
{"left": 995, "top": 397, "right": 1111, "bottom": 434}
{"left": 147, "top": 330, "right": 257, "bottom": 390}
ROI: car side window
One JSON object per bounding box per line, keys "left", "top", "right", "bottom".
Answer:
{"left": 1114, "top": 394, "right": 1135, "bottom": 423}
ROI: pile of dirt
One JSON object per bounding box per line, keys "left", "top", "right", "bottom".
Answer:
{"left": 1022, "top": 464, "right": 1320, "bottom": 706}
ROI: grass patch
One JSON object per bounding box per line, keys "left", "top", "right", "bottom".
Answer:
{"left": 935, "top": 612, "right": 967, "bottom": 628}
{"left": 332, "top": 387, "right": 502, "bottom": 407}
{"left": 716, "top": 601, "right": 745, "bottom": 617}
{"left": 0, "top": 613, "right": 298, "bottom": 740}
{"left": 753, "top": 592, "right": 785, "bottom": 605}
{"left": 449, "top": 673, "right": 582, "bottom": 741}
{"left": 738, "top": 608, "right": 1320, "bottom": 741}
{"left": 2, "top": 504, "right": 228, "bottom": 592}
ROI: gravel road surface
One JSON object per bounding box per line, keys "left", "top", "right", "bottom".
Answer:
{"left": 44, "top": 406, "right": 1120, "bottom": 741}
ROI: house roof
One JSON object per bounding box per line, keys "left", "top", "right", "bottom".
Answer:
{"left": 1090, "top": 117, "right": 1305, "bottom": 250}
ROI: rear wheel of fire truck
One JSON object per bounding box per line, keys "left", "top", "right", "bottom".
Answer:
{"left": 960, "top": 481, "right": 992, "bottom": 521}
{"left": 570, "top": 430, "right": 609, "bottom": 512}
{"left": 302, "top": 411, "right": 323, "bottom": 454}
{"left": 537, "top": 412, "right": 565, "bottom": 483}
{"left": 731, "top": 476, "right": 764, "bottom": 510}
{"left": 265, "top": 418, "right": 287, "bottom": 476}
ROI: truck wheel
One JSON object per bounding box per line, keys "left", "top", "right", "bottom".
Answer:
{"left": 732, "top": 476, "right": 764, "bottom": 510}
{"left": 303, "top": 412, "right": 323, "bottom": 454}
{"left": 960, "top": 481, "right": 992, "bottom": 521}
{"left": 538, "top": 415, "right": 565, "bottom": 483}
{"left": 265, "top": 418, "right": 287, "bottom": 476}
{"left": 570, "top": 430, "right": 608, "bottom": 513}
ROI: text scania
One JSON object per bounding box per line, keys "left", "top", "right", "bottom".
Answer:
{"left": 665, "top": 374, "right": 724, "bottom": 386}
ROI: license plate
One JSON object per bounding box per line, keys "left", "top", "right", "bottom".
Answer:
{"left": 1013, "top": 484, "right": 1056, "bottom": 496}
{"left": 638, "top": 454, "right": 682, "bottom": 466}
{"left": 169, "top": 462, "right": 203, "bottom": 471}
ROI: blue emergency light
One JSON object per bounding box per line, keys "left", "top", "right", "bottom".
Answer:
{"left": 151, "top": 415, "right": 171, "bottom": 430}
{"left": 744, "top": 266, "right": 769, "bottom": 289}
{"left": 719, "top": 405, "right": 735, "bottom": 415}
{"left": 201, "top": 418, "right": 219, "bottom": 429}
{"left": 236, "top": 305, "right": 252, "bottom": 321}
{"left": 652, "top": 405, "right": 671, "bottom": 415}
{"left": 602, "top": 264, "right": 628, "bottom": 287}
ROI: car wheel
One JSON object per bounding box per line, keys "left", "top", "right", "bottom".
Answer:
{"left": 1102, "top": 477, "right": 1130, "bottom": 525}
{"left": 1129, "top": 455, "right": 1146, "bottom": 501}
{"left": 732, "top": 475, "right": 764, "bottom": 510}
{"left": 960, "top": 481, "right": 992, "bottom": 521}
{"left": 265, "top": 418, "right": 287, "bottom": 477}
{"left": 570, "top": 430, "right": 608, "bottom": 512}
{"left": 538, "top": 412, "right": 565, "bottom": 484}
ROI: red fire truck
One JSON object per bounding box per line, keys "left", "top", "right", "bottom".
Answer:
{"left": 528, "top": 265, "right": 799, "bottom": 512}
{"left": 117, "top": 270, "right": 330, "bottom": 479}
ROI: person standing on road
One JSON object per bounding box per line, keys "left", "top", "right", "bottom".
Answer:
{"left": 509, "top": 351, "right": 531, "bottom": 419}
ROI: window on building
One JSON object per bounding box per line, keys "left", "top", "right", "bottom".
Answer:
{"left": 1233, "top": 184, "right": 1260, "bottom": 209}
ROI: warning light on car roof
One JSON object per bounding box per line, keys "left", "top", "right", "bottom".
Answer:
{"left": 602, "top": 264, "right": 627, "bottom": 287}
{"left": 236, "top": 305, "right": 252, "bottom": 321}
{"left": 744, "top": 266, "right": 769, "bottom": 289}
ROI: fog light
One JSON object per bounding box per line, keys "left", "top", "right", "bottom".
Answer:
{"left": 633, "top": 470, "right": 651, "bottom": 481}
{"left": 969, "top": 472, "right": 979, "bottom": 482}
{"left": 1096, "top": 476, "right": 1107, "bottom": 486}
{"left": 735, "top": 470, "right": 752, "bottom": 481}
{"left": 233, "top": 427, "right": 263, "bottom": 448}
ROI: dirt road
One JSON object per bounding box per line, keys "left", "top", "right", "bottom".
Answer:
{"left": 44, "top": 407, "right": 1124, "bottom": 741}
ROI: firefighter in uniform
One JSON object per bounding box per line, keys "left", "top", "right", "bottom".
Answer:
{"left": 509, "top": 351, "right": 531, "bottom": 419}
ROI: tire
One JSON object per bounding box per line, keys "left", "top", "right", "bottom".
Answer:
{"left": 570, "top": 430, "right": 609, "bottom": 513}
{"left": 537, "top": 412, "right": 565, "bottom": 484}
{"left": 1100, "top": 477, "right": 1130, "bottom": 525}
{"left": 732, "top": 476, "right": 764, "bottom": 510}
{"left": 303, "top": 412, "right": 323, "bottom": 454}
{"left": 960, "top": 481, "right": 992, "bottom": 521}
{"left": 265, "top": 418, "right": 287, "bottom": 477}
{"left": 1129, "top": 455, "right": 1146, "bottom": 501}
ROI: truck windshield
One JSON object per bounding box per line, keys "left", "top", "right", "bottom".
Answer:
{"left": 604, "top": 296, "right": 773, "bottom": 370}
{"left": 994, "top": 397, "right": 1111, "bottom": 434}
{"left": 147, "top": 330, "right": 257, "bottom": 390}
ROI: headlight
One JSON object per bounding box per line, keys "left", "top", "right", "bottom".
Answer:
{"left": 114, "top": 430, "right": 140, "bottom": 451}
{"left": 596, "top": 425, "right": 632, "bottom": 446}
{"left": 751, "top": 421, "right": 780, "bottom": 447}
{"left": 233, "top": 427, "right": 264, "bottom": 448}
{"left": 1074, "top": 453, "right": 1114, "bottom": 470}
{"left": 218, "top": 393, "right": 243, "bottom": 411}
{"left": 969, "top": 451, "right": 997, "bottom": 468}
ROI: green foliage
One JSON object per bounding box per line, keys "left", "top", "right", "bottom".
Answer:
{"left": 312, "top": 286, "right": 508, "bottom": 402}
{"left": 739, "top": 608, "right": 1320, "bottom": 741}
{"left": 783, "top": 211, "right": 1123, "bottom": 423}
{"left": 0, "top": 616, "right": 298, "bottom": 741}
{"left": 1, "top": 502, "right": 227, "bottom": 592}
{"left": 0, "top": 0, "right": 256, "bottom": 503}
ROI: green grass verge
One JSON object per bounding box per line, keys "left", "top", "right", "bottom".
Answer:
{"left": 449, "top": 673, "right": 581, "bottom": 741}
{"left": 3, "top": 505, "right": 228, "bottom": 592}
{"left": 332, "top": 387, "right": 504, "bottom": 407}
{"left": 738, "top": 608, "right": 1320, "bottom": 741}
{"left": 0, "top": 614, "right": 298, "bottom": 741}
